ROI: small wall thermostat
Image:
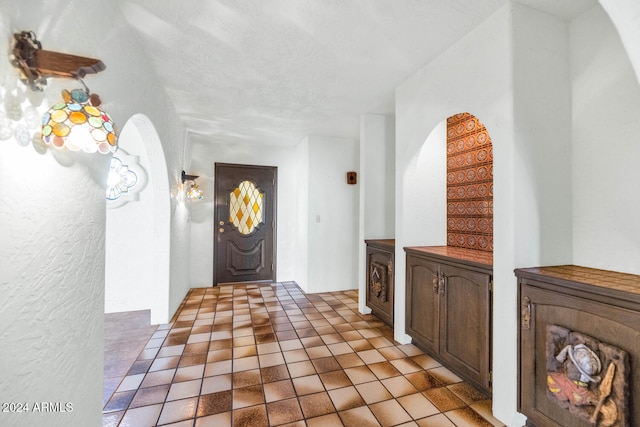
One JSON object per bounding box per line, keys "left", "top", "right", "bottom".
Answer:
{"left": 347, "top": 171, "right": 357, "bottom": 184}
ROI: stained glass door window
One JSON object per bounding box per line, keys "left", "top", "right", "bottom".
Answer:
{"left": 229, "top": 180, "right": 264, "bottom": 235}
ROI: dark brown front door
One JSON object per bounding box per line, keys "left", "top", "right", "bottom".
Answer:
{"left": 214, "top": 163, "right": 277, "bottom": 284}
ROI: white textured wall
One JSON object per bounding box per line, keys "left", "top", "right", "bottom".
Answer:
{"left": 307, "top": 136, "right": 359, "bottom": 293}
{"left": 0, "top": 0, "right": 189, "bottom": 323}
{"left": 0, "top": 1, "right": 186, "bottom": 424}
{"left": 0, "top": 142, "right": 110, "bottom": 427}
{"left": 30, "top": 0, "right": 189, "bottom": 323}
{"left": 570, "top": 6, "right": 640, "bottom": 275}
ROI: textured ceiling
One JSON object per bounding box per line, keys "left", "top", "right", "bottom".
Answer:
{"left": 117, "top": 0, "right": 597, "bottom": 146}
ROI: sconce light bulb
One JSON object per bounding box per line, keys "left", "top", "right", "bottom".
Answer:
{"left": 65, "top": 125, "right": 91, "bottom": 151}
{"left": 107, "top": 170, "right": 121, "bottom": 186}
{"left": 186, "top": 183, "right": 204, "bottom": 200}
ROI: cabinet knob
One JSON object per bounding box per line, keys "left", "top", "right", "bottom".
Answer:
{"left": 433, "top": 275, "right": 439, "bottom": 294}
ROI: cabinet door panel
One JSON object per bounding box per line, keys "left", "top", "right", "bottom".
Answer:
{"left": 366, "top": 248, "right": 394, "bottom": 325}
{"left": 520, "top": 283, "right": 640, "bottom": 427}
{"left": 440, "top": 264, "right": 491, "bottom": 389}
{"left": 406, "top": 256, "right": 439, "bottom": 353}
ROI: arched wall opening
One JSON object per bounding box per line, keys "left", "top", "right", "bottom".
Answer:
{"left": 395, "top": 110, "right": 502, "bottom": 402}
{"left": 445, "top": 113, "right": 493, "bottom": 253}
{"left": 401, "top": 120, "right": 447, "bottom": 248}
{"left": 105, "top": 114, "right": 171, "bottom": 324}
{"left": 401, "top": 113, "right": 494, "bottom": 251}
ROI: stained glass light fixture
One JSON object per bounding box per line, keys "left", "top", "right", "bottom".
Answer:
{"left": 182, "top": 171, "right": 204, "bottom": 200}
{"left": 186, "top": 183, "right": 203, "bottom": 200}
{"left": 42, "top": 88, "right": 117, "bottom": 154}
{"left": 106, "top": 157, "right": 138, "bottom": 200}
{"left": 10, "top": 31, "right": 118, "bottom": 153}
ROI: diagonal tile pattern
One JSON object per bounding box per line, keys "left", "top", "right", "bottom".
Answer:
{"left": 103, "top": 282, "right": 505, "bottom": 427}
{"left": 104, "top": 310, "right": 159, "bottom": 409}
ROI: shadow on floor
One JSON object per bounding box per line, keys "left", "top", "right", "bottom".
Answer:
{"left": 104, "top": 310, "right": 158, "bottom": 406}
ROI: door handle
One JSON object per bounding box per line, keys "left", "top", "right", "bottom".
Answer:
{"left": 522, "top": 296, "right": 531, "bottom": 330}
{"left": 433, "top": 272, "right": 445, "bottom": 295}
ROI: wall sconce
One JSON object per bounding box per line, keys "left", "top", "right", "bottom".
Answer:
{"left": 182, "top": 171, "right": 203, "bottom": 200}
{"left": 107, "top": 157, "right": 138, "bottom": 201}
{"left": 10, "top": 31, "right": 117, "bottom": 154}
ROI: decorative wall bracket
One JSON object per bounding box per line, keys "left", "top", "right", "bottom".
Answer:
{"left": 11, "top": 31, "right": 106, "bottom": 91}
{"left": 7, "top": 31, "right": 117, "bottom": 154}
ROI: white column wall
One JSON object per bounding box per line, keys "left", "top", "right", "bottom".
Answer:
{"left": 0, "top": 143, "right": 111, "bottom": 427}
{"left": 395, "top": 6, "right": 515, "bottom": 378}
{"left": 307, "top": 136, "right": 359, "bottom": 294}
{"left": 358, "top": 114, "right": 395, "bottom": 314}
{"left": 105, "top": 124, "right": 155, "bottom": 313}
{"left": 395, "top": 3, "right": 574, "bottom": 424}
{"left": 360, "top": 114, "right": 396, "bottom": 239}
{"left": 512, "top": 5, "right": 573, "bottom": 268}
{"left": 295, "top": 139, "right": 310, "bottom": 291}
{"left": 570, "top": 6, "right": 640, "bottom": 275}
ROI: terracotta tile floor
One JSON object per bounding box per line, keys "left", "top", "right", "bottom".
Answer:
{"left": 103, "top": 282, "right": 505, "bottom": 427}
{"left": 104, "top": 310, "right": 159, "bottom": 407}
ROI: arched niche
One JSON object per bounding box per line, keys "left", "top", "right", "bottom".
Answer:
{"left": 105, "top": 114, "right": 171, "bottom": 324}
{"left": 401, "top": 112, "right": 493, "bottom": 251}
{"left": 401, "top": 119, "right": 447, "bottom": 247}
{"left": 445, "top": 113, "right": 493, "bottom": 253}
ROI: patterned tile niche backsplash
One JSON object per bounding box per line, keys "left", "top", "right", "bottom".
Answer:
{"left": 446, "top": 113, "right": 493, "bottom": 252}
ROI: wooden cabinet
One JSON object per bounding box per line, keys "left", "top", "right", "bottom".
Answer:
{"left": 405, "top": 246, "right": 493, "bottom": 393}
{"left": 516, "top": 266, "right": 640, "bottom": 427}
{"left": 365, "top": 239, "right": 394, "bottom": 326}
